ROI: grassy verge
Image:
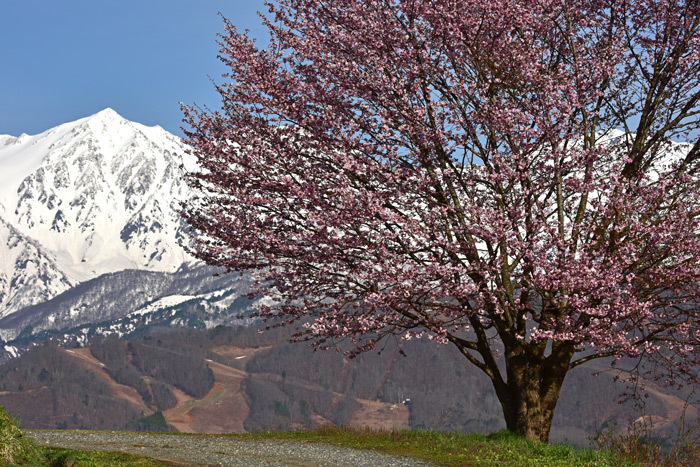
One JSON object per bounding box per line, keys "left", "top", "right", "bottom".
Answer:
{"left": 0, "top": 406, "right": 45, "bottom": 466}
{"left": 239, "top": 426, "right": 635, "bottom": 467}
{"left": 2, "top": 405, "right": 171, "bottom": 467}
{"left": 40, "top": 448, "right": 174, "bottom": 467}
{"left": 0, "top": 446, "right": 173, "bottom": 467}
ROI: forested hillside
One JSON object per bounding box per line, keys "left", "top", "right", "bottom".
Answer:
{"left": 0, "top": 324, "right": 696, "bottom": 445}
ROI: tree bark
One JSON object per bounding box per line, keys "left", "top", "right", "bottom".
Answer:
{"left": 498, "top": 380, "right": 563, "bottom": 443}
{"left": 488, "top": 345, "right": 573, "bottom": 443}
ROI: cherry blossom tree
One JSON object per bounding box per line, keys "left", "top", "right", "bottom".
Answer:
{"left": 182, "top": 0, "right": 700, "bottom": 442}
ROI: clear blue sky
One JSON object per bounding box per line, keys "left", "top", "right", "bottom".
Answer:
{"left": 0, "top": 0, "right": 269, "bottom": 136}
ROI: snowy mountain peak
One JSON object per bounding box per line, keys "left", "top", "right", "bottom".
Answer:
{"left": 92, "top": 107, "right": 120, "bottom": 118}
{"left": 0, "top": 110, "right": 195, "bottom": 317}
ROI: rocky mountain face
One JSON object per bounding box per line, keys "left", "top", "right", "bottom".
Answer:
{"left": 0, "top": 109, "right": 254, "bottom": 350}
{"left": 0, "top": 216, "right": 73, "bottom": 318}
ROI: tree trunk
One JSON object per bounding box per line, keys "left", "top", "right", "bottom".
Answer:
{"left": 491, "top": 348, "right": 572, "bottom": 443}
{"left": 499, "top": 381, "right": 562, "bottom": 443}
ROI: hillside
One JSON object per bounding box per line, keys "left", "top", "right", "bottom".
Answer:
{"left": 1, "top": 324, "right": 696, "bottom": 446}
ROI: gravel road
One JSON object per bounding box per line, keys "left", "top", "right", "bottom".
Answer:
{"left": 28, "top": 430, "right": 437, "bottom": 467}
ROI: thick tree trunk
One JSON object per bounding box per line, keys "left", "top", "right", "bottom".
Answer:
{"left": 498, "top": 379, "right": 563, "bottom": 443}
{"left": 490, "top": 347, "right": 573, "bottom": 443}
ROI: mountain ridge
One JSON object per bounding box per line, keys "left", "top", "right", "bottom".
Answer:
{"left": 0, "top": 109, "right": 255, "bottom": 347}
{"left": 0, "top": 108, "right": 193, "bottom": 280}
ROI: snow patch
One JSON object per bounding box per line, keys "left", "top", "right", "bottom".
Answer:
{"left": 129, "top": 294, "right": 197, "bottom": 317}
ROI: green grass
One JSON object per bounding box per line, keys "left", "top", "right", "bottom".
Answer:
{"left": 0, "top": 445, "right": 173, "bottom": 467}
{"left": 2, "top": 405, "right": 172, "bottom": 467}
{"left": 236, "top": 426, "right": 636, "bottom": 467}
{"left": 40, "top": 448, "right": 174, "bottom": 467}
{"left": 0, "top": 406, "right": 44, "bottom": 466}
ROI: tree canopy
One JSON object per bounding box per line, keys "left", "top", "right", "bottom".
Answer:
{"left": 182, "top": 0, "right": 700, "bottom": 441}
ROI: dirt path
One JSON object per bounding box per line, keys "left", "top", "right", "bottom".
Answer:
{"left": 587, "top": 360, "right": 700, "bottom": 433}
{"left": 28, "top": 430, "right": 436, "bottom": 467}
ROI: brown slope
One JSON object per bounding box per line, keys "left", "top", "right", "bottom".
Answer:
{"left": 61, "top": 348, "right": 153, "bottom": 415}
{"left": 163, "top": 359, "right": 250, "bottom": 433}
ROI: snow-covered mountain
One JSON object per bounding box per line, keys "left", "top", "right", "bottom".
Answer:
{"left": 0, "top": 108, "right": 192, "bottom": 283}
{"left": 0, "top": 109, "right": 254, "bottom": 346}
{"left": 0, "top": 215, "right": 73, "bottom": 317}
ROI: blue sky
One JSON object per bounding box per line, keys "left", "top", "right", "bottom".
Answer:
{"left": 0, "top": 0, "right": 269, "bottom": 136}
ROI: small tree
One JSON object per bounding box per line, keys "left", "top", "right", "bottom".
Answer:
{"left": 182, "top": 0, "right": 700, "bottom": 442}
